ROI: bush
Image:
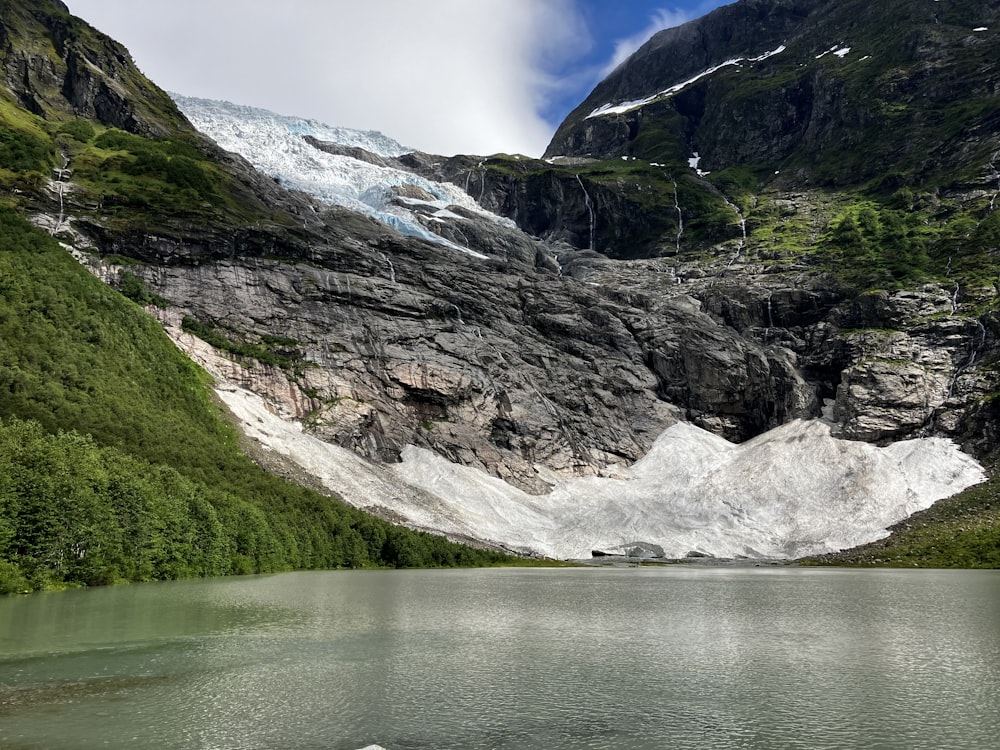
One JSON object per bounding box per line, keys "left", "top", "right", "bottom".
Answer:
{"left": 0, "top": 126, "right": 53, "bottom": 173}
{"left": 57, "top": 119, "right": 95, "bottom": 143}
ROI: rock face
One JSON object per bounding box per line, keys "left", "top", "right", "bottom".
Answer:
{"left": 831, "top": 297, "right": 996, "bottom": 448}
{"left": 94, "top": 205, "right": 996, "bottom": 495}
{"left": 9, "top": 0, "right": 1000, "bottom": 513}
{"left": 121, "top": 236, "right": 685, "bottom": 493}
{"left": 1, "top": 0, "right": 184, "bottom": 137}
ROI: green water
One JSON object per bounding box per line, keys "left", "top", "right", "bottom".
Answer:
{"left": 1, "top": 567, "right": 998, "bottom": 749}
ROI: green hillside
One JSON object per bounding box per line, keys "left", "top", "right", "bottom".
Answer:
{"left": 0, "top": 209, "right": 515, "bottom": 593}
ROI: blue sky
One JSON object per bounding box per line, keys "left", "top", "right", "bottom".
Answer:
{"left": 542, "top": 1, "right": 728, "bottom": 126}
{"left": 67, "top": 1, "right": 729, "bottom": 156}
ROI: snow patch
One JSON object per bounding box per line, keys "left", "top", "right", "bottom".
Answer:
{"left": 688, "top": 152, "right": 710, "bottom": 177}
{"left": 750, "top": 44, "right": 787, "bottom": 62}
{"left": 974, "top": 27, "right": 988, "bottom": 32}
{"left": 816, "top": 45, "right": 852, "bottom": 60}
{"left": 211, "top": 378, "right": 985, "bottom": 561}
{"left": 587, "top": 45, "right": 786, "bottom": 119}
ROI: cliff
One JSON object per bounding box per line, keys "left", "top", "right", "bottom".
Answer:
{"left": 2, "top": 0, "right": 998, "bottom": 562}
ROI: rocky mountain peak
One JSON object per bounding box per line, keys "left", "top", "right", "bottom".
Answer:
{"left": 546, "top": 0, "right": 1000, "bottom": 190}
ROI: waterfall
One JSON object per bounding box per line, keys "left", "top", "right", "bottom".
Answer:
{"left": 945, "top": 319, "right": 987, "bottom": 400}
{"left": 50, "top": 154, "right": 70, "bottom": 235}
{"left": 377, "top": 252, "right": 397, "bottom": 284}
{"left": 671, "top": 177, "right": 684, "bottom": 253}
{"left": 990, "top": 151, "right": 1000, "bottom": 212}
{"left": 765, "top": 292, "right": 775, "bottom": 343}
{"left": 575, "top": 174, "right": 596, "bottom": 251}
{"left": 463, "top": 160, "right": 486, "bottom": 203}
{"left": 719, "top": 191, "right": 747, "bottom": 266}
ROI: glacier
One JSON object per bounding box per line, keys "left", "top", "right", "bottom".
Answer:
{"left": 173, "top": 96, "right": 509, "bottom": 258}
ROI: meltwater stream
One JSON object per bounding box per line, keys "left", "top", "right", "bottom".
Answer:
{"left": 1, "top": 567, "right": 999, "bottom": 750}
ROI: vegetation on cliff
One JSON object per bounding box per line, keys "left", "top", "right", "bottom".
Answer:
{"left": 0, "top": 209, "right": 516, "bottom": 593}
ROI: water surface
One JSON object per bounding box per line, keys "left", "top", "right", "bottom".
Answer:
{"left": 1, "top": 567, "right": 998, "bottom": 749}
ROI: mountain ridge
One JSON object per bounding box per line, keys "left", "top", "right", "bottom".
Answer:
{"left": 1, "top": 0, "right": 998, "bottom": 570}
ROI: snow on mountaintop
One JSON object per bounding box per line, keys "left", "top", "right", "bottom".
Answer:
{"left": 173, "top": 96, "right": 508, "bottom": 259}
{"left": 587, "top": 45, "right": 786, "bottom": 119}
{"left": 212, "top": 375, "right": 985, "bottom": 561}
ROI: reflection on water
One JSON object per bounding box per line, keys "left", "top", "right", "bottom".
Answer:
{"left": 1, "top": 567, "right": 998, "bottom": 750}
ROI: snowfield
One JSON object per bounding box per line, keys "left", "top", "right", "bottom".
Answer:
{"left": 213, "top": 379, "right": 985, "bottom": 561}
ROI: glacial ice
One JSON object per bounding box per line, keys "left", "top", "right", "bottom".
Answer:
{"left": 172, "top": 96, "right": 506, "bottom": 258}
{"left": 213, "top": 379, "right": 985, "bottom": 561}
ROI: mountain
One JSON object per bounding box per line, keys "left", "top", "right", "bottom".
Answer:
{"left": 550, "top": 0, "right": 1000, "bottom": 186}
{"left": 0, "top": 0, "right": 519, "bottom": 591}
{"left": 0, "top": 0, "right": 997, "bottom": 571}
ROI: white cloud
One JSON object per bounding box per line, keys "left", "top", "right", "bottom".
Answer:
{"left": 67, "top": 0, "right": 589, "bottom": 157}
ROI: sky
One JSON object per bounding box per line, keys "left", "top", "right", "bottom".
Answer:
{"left": 66, "top": 1, "right": 730, "bottom": 157}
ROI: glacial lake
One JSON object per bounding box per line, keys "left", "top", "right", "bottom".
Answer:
{"left": 1, "top": 567, "right": 998, "bottom": 750}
